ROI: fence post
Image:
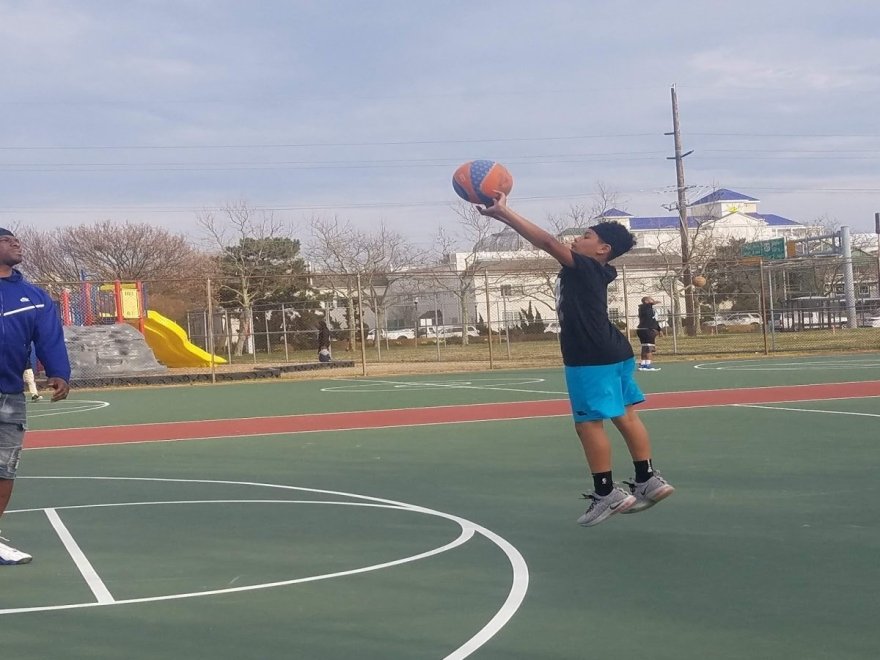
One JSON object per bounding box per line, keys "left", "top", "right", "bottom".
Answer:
{"left": 434, "top": 293, "right": 441, "bottom": 362}
{"left": 207, "top": 278, "right": 216, "bottom": 384}
{"left": 281, "top": 303, "right": 289, "bottom": 362}
{"left": 670, "top": 277, "right": 679, "bottom": 355}
{"left": 767, "top": 267, "right": 777, "bottom": 351}
{"left": 356, "top": 273, "right": 367, "bottom": 376}
{"left": 759, "top": 259, "right": 769, "bottom": 355}
{"left": 263, "top": 309, "right": 272, "bottom": 362}
{"left": 484, "top": 269, "right": 494, "bottom": 369}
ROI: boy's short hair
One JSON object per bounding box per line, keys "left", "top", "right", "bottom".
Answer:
{"left": 590, "top": 221, "right": 636, "bottom": 260}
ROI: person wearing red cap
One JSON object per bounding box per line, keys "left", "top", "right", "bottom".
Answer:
{"left": 0, "top": 227, "right": 71, "bottom": 564}
{"left": 479, "top": 195, "right": 673, "bottom": 527}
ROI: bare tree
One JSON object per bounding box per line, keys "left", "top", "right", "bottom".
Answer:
{"left": 198, "top": 201, "right": 304, "bottom": 356}
{"left": 546, "top": 182, "right": 625, "bottom": 237}
{"left": 424, "top": 202, "right": 500, "bottom": 344}
{"left": 306, "top": 215, "right": 424, "bottom": 352}
{"left": 16, "top": 221, "right": 208, "bottom": 285}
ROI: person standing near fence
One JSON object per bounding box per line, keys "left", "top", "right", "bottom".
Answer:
{"left": 317, "top": 317, "right": 332, "bottom": 363}
{"left": 478, "top": 195, "right": 674, "bottom": 527}
{"left": 636, "top": 296, "right": 663, "bottom": 372}
{"left": 0, "top": 227, "right": 71, "bottom": 565}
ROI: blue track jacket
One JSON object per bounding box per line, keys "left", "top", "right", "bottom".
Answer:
{"left": 0, "top": 269, "right": 71, "bottom": 393}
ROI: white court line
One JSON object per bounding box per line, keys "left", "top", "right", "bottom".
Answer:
{"left": 326, "top": 377, "right": 567, "bottom": 396}
{"left": 44, "top": 508, "right": 115, "bottom": 604}
{"left": 27, "top": 400, "right": 110, "bottom": 418}
{"left": 9, "top": 478, "right": 530, "bottom": 660}
{"left": 732, "top": 404, "right": 880, "bottom": 418}
{"left": 695, "top": 357, "right": 880, "bottom": 371}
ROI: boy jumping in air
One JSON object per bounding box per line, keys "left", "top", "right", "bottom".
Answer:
{"left": 479, "top": 194, "right": 673, "bottom": 526}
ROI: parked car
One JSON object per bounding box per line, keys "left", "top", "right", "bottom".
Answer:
{"left": 366, "top": 328, "right": 417, "bottom": 342}
{"left": 704, "top": 313, "right": 763, "bottom": 330}
{"left": 544, "top": 321, "right": 561, "bottom": 334}
{"left": 863, "top": 310, "right": 880, "bottom": 328}
{"left": 426, "top": 325, "right": 480, "bottom": 340}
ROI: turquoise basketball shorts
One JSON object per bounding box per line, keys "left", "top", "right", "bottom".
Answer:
{"left": 564, "top": 358, "right": 645, "bottom": 422}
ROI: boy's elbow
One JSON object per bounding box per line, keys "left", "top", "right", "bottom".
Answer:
{"left": 536, "top": 236, "right": 561, "bottom": 252}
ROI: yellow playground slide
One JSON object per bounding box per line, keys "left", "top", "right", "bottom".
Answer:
{"left": 144, "top": 310, "right": 227, "bottom": 368}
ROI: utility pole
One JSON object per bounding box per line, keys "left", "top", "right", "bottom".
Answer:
{"left": 665, "top": 84, "right": 697, "bottom": 335}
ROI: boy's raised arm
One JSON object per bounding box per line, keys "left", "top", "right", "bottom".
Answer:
{"left": 478, "top": 193, "right": 574, "bottom": 267}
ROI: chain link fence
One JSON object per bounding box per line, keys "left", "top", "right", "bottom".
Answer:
{"left": 37, "top": 254, "right": 880, "bottom": 384}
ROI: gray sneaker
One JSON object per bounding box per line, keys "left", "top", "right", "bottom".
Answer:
{"left": 577, "top": 486, "right": 636, "bottom": 526}
{"left": 622, "top": 473, "right": 675, "bottom": 514}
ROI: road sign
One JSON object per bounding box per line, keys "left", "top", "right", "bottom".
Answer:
{"left": 738, "top": 256, "right": 762, "bottom": 266}
{"left": 741, "top": 238, "right": 786, "bottom": 260}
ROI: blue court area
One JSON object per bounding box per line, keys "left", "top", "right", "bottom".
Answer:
{"left": 3, "top": 353, "right": 879, "bottom": 659}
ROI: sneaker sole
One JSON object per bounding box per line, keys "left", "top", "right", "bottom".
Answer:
{"left": 0, "top": 556, "right": 32, "bottom": 565}
{"left": 622, "top": 485, "right": 675, "bottom": 514}
{"left": 577, "top": 494, "right": 637, "bottom": 527}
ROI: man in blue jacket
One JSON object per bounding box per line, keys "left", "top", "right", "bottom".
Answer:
{"left": 0, "top": 227, "right": 71, "bottom": 565}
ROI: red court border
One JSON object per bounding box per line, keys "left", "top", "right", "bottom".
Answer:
{"left": 25, "top": 381, "right": 880, "bottom": 450}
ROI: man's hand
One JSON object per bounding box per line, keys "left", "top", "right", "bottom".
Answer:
{"left": 46, "top": 377, "right": 70, "bottom": 402}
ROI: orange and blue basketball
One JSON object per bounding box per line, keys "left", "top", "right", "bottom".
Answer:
{"left": 452, "top": 160, "right": 513, "bottom": 205}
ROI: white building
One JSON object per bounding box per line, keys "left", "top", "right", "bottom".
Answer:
{"left": 558, "top": 188, "right": 811, "bottom": 250}
{"left": 317, "top": 189, "right": 822, "bottom": 336}
{"left": 447, "top": 188, "right": 815, "bottom": 333}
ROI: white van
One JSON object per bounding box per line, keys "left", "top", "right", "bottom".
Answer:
{"left": 429, "top": 325, "right": 480, "bottom": 340}
{"left": 366, "top": 328, "right": 416, "bottom": 342}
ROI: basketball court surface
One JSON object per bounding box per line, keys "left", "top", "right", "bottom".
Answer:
{"left": 4, "top": 354, "right": 879, "bottom": 659}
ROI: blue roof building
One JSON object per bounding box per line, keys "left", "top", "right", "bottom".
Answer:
{"left": 556, "top": 188, "right": 809, "bottom": 251}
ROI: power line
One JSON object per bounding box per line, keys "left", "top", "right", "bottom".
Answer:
{"left": 4, "top": 185, "right": 879, "bottom": 217}
{"left": 0, "top": 133, "right": 660, "bottom": 151}
{"left": 1, "top": 131, "right": 877, "bottom": 152}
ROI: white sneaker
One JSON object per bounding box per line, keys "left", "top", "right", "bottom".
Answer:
{"left": 638, "top": 366, "right": 661, "bottom": 371}
{"left": 0, "top": 536, "right": 33, "bottom": 565}
{"left": 31, "top": 394, "right": 43, "bottom": 401}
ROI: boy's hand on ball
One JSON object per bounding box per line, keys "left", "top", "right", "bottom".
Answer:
{"left": 478, "top": 191, "right": 509, "bottom": 219}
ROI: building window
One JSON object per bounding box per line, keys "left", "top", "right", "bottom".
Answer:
{"left": 500, "top": 285, "right": 513, "bottom": 297}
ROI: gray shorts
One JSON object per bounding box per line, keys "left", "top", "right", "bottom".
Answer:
{"left": 0, "top": 393, "right": 27, "bottom": 479}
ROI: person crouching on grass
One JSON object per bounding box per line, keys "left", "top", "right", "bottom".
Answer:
{"left": 478, "top": 194, "right": 674, "bottom": 527}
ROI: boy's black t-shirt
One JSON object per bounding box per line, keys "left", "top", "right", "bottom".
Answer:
{"left": 555, "top": 251, "right": 634, "bottom": 366}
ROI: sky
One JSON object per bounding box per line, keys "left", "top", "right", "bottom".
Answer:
{"left": 1, "top": 0, "right": 879, "bottom": 250}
